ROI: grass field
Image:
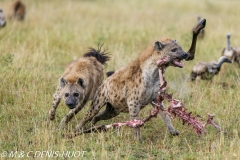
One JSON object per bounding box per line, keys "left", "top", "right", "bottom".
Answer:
{"left": 1, "top": 0, "right": 240, "bottom": 159}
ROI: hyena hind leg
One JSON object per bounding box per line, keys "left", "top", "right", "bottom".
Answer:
{"left": 91, "top": 103, "right": 119, "bottom": 125}
{"left": 49, "top": 86, "right": 62, "bottom": 120}
{"left": 74, "top": 97, "right": 107, "bottom": 132}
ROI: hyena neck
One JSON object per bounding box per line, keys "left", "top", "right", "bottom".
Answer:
{"left": 140, "top": 47, "right": 159, "bottom": 82}
{"left": 142, "top": 59, "right": 158, "bottom": 80}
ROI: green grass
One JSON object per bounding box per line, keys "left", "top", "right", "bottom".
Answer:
{"left": 1, "top": 0, "right": 240, "bottom": 159}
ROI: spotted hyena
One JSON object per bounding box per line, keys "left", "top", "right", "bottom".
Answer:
{"left": 74, "top": 19, "right": 205, "bottom": 140}
{"left": 48, "top": 46, "right": 110, "bottom": 129}
{"left": 9, "top": 0, "right": 26, "bottom": 21}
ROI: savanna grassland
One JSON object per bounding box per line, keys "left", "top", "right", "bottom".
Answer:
{"left": 1, "top": 0, "right": 240, "bottom": 159}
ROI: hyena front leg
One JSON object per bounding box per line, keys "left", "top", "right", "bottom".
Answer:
{"left": 49, "top": 86, "right": 62, "bottom": 120}
{"left": 152, "top": 103, "right": 179, "bottom": 136}
{"left": 74, "top": 96, "right": 106, "bottom": 132}
{"left": 58, "top": 99, "right": 88, "bottom": 129}
{"left": 128, "top": 101, "right": 141, "bottom": 140}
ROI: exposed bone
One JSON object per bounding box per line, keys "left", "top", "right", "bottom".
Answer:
{"left": 71, "top": 57, "right": 222, "bottom": 137}
{"left": 158, "top": 70, "right": 222, "bottom": 136}
{"left": 190, "top": 56, "right": 232, "bottom": 81}
{"left": 203, "top": 113, "right": 222, "bottom": 132}
{"left": 71, "top": 106, "right": 162, "bottom": 137}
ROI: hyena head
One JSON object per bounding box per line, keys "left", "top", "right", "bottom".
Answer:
{"left": 59, "top": 77, "right": 85, "bottom": 109}
{"left": 153, "top": 39, "right": 189, "bottom": 69}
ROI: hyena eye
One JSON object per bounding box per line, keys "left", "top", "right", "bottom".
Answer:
{"left": 73, "top": 93, "right": 79, "bottom": 97}
{"left": 171, "top": 48, "right": 177, "bottom": 52}
{"left": 65, "top": 93, "right": 69, "bottom": 97}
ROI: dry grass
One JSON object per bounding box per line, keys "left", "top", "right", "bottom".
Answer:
{"left": 1, "top": 0, "right": 240, "bottom": 159}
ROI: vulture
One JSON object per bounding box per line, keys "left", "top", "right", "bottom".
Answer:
{"left": 190, "top": 56, "right": 231, "bottom": 81}
{"left": 195, "top": 16, "right": 205, "bottom": 39}
{"left": 222, "top": 34, "right": 240, "bottom": 65}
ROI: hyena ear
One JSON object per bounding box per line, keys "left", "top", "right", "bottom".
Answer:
{"left": 77, "top": 78, "right": 85, "bottom": 88}
{"left": 154, "top": 41, "right": 164, "bottom": 52}
{"left": 60, "top": 78, "right": 67, "bottom": 88}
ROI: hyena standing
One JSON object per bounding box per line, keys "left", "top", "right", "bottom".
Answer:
{"left": 48, "top": 46, "right": 110, "bottom": 129}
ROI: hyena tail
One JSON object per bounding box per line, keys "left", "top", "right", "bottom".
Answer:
{"left": 83, "top": 44, "right": 110, "bottom": 65}
{"left": 106, "top": 71, "right": 114, "bottom": 77}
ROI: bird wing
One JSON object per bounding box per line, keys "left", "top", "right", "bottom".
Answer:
{"left": 192, "top": 62, "right": 208, "bottom": 74}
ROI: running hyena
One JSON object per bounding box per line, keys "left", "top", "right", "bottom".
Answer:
{"left": 48, "top": 46, "right": 110, "bottom": 129}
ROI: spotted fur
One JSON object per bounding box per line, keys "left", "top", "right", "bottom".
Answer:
{"left": 75, "top": 38, "right": 192, "bottom": 140}
{"left": 48, "top": 46, "right": 110, "bottom": 129}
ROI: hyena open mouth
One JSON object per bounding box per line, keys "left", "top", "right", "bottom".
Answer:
{"left": 171, "top": 58, "right": 184, "bottom": 68}
{"left": 157, "top": 56, "right": 185, "bottom": 68}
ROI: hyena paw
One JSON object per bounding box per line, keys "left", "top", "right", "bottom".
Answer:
{"left": 58, "top": 117, "right": 68, "bottom": 130}
{"left": 170, "top": 129, "right": 180, "bottom": 136}
{"left": 74, "top": 125, "right": 83, "bottom": 133}
{"left": 48, "top": 110, "right": 55, "bottom": 120}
